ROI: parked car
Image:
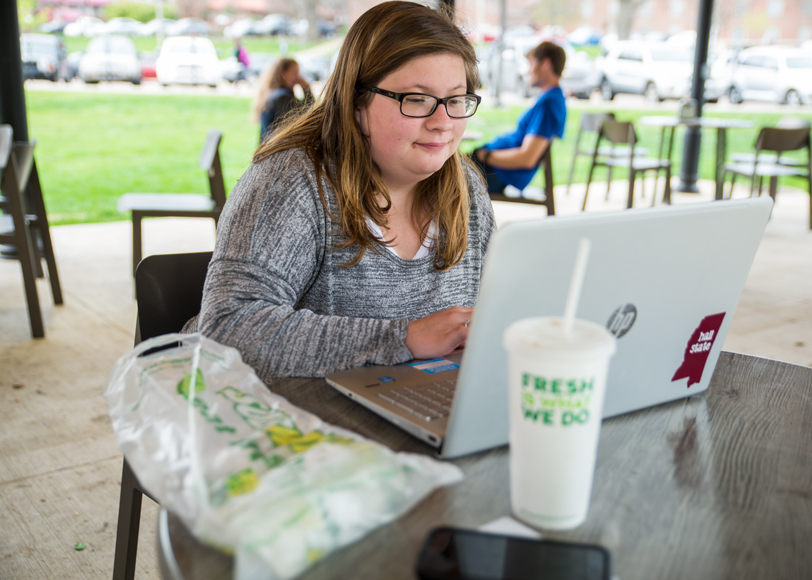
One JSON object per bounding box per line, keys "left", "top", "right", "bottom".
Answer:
{"left": 481, "top": 36, "right": 545, "bottom": 98}
{"left": 140, "top": 18, "right": 177, "bottom": 36}
{"left": 567, "top": 26, "right": 603, "bottom": 47}
{"left": 79, "top": 36, "right": 141, "bottom": 84}
{"left": 728, "top": 46, "right": 812, "bottom": 105}
{"left": 703, "top": 49, "right": 741, "bottom": 103}
{"left": 597, "top": 41, "right": 694, "bottom": 101}
{"left": 561, "top": 50, "right": 601, "bottom": 99}
{"left": 220, "top": 56, "right": 245, "bottom": 82}
{"left": 65, "top": 51, "right": 83, "bottom": 80}
{"left": 140, "top": 51, "right": 158, "bottom": 79}
{"left": 167, "top": 18, "right": 210, "bottom": 37}
{"left": 222, "top": 52, "right": 275, "bottom": 84}
{"left": 38, "top": 20, "right": 68, "bottom": 34}
{"left": 253, "top": 14, "right": 292, "bottom": 36}
{"left": 63, "top": 16, "right": 106, "bottom": 38}
{"left": 224, "top": 18, "right": 257, "bottom": 39}
{"left": 290, "top": 18, "right": 338, "bottom": 38}
{"left": 105, "top": 17, "right": 144, "bottom": 36}
{"left": 156, "top": 36, "right": 221, "bottom": 87}
{"left": 20, "top": 33, "right": 73, "bottom": 82}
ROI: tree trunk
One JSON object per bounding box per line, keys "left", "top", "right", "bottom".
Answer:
{"left": 617, "top": 0, "right": 642, "bottom": 40}
{"left": 303, "top": 0, "right": 319, "bottom": 43}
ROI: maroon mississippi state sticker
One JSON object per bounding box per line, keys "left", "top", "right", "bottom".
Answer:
{"left": 672, "top": 313, "right": 726, "bottom": 388}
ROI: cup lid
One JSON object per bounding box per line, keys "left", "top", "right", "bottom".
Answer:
{"left": 503, "top": 316, "right": 616, "bottom": 358}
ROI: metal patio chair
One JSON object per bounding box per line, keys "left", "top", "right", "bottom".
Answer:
{"left": 118, "top": 129, "right": 225, "bottom": 277}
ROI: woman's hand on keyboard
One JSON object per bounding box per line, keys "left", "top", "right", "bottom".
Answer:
{"left": 405, "top": 306, "right": 474, "bottom": 360}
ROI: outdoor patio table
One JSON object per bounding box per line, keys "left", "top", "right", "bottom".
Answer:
{"left": 156, "top": 351, "right": 812, "bottom": 580}
{"left": 639, "top": 116, "right": 753, "bottom": 201}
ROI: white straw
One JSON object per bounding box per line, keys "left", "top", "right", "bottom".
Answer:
{"left": 563, "top": 238, "right": 591, "bottom": 338}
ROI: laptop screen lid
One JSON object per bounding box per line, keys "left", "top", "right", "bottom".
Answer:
{"left": 441, "top": 196, "right": 773, "bottom": 458}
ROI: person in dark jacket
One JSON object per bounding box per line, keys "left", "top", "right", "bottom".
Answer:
{"left": 252, "top": 57, "right": 315, "bottom": 142}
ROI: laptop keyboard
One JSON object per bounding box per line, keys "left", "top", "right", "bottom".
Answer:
{"left": 377, "top": 379, "right": 457, "bottom": 421}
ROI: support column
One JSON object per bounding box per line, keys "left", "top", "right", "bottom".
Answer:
{"left": 677, "top": 0, "right": 715, "bottom": 193}
{"left": 0, "top": 0, "right": 29, "bottom": 142}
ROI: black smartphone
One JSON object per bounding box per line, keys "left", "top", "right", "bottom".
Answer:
{"left": 415, "top": 527, "right": 611, "bottom": 580}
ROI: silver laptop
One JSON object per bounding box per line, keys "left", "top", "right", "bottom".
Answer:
{"left": 326, "top": 197, "right": 773, "bottom": 459}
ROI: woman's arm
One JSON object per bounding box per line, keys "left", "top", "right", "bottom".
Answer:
{"left": 475, "top": 134, "right": 549, "bottom": 170}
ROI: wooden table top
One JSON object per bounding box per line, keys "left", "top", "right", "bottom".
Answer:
{"left": 157, "top": 352, "right": 812, "bottom": 580}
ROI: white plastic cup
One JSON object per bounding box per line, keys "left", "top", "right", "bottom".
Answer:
{"left": 503, "top": 316, "right": 617, "bottom": 530}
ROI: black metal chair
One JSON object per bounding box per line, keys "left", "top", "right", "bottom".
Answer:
{"left": 722, "top": 126, "right": 812, "bottom": 228}
{"left": 582, "top": 120, "right": 671, "bottom": 211}
{"left": 729, "top": 117, "right": 811, "bottom": 167}
{"left": 565, "top": 112, "right": 650, "bottom": 200}
{"left": 118, "top": 129, "right": 225, "bottom": 277}
{"left": 487, "top": 143, "right": 556, "bottom": 216}
{"left": 112, "top": 251, "right": 212, "bottom": 580}
{"left": 0, "top": 124, "right": 63, "bottom": 337}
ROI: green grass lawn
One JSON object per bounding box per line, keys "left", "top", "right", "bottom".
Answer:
{"left": 28, "top": 91, "right": 258, "bottom": 224}
{"left": 26, "top": 89, "right": 812, "bottom": 226}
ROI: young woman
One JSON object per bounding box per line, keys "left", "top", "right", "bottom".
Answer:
{"left": 190, "top": 1, "right": 495, "bottom": 383}
{"left": 252, "top": 57, "right": 315, "bottom": 142}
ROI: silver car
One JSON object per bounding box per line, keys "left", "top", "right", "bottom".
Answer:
{"left": 728, "top": 46, "right": 812, "bottom": 105}
{"left": 598, "top": 41, "right": 694, "bottom": 102}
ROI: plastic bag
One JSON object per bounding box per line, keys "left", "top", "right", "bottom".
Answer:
{"left": 105, "top": 333, "right": 463, "bottom": 579}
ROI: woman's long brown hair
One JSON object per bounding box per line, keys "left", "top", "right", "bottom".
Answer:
{"left": 253, "top": 1, "right": 480, "bottom": 271}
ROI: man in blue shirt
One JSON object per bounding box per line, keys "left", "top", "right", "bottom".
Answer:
{"left": 472, "top": 41, "right": 567, "bottom": 193}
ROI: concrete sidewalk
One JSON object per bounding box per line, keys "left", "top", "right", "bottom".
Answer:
{"left": 1, "top": 179, "right": 810, "bottom": 578}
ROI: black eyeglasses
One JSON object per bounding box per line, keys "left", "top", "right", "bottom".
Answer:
{"left": 365, "top": 87, "right": 481, "bottom": 118}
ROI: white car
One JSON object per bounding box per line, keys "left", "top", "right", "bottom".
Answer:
{"left": 704, "top": 49, "right": 741, "bottom": 103}
{"left": 63, "top": 16, "right": 106, "bottom": 38}
{"left": 156, "top": 36, "right": 221, "bottom": 87}
{"left": 598, "top": 41, "right": 694, "bottom": 102}
{"left": 166, "top": 18, "right": 210, "bottom": 37}
{"left": 728, "top": 46, "right": 812, "bottom": 105}
{"left": 105, "top": 17, "right": 144, "bottom": 36}
{"left": 224, "top": 18, "right": 257, "bottom": 39}
{"left": 140, "top": 18, "right": 177, "bottom": 37}
{"left": 78, "top": 36, "right": 141, "bottom": 84}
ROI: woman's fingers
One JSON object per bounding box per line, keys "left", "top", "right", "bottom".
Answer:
{"left": 405, "top": 306, "right": 474, "bottom": 360}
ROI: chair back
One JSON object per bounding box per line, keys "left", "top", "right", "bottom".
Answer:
{"left": 12, "top": 141, "right": 36, "bottom": 194}
{"left": 0, "top": 126, "right": 14, "bottom": 205}
{"left": 539, "top": 143, "right": 552, "bottom": 173}
{"left": 121, "top": 251, "right": 212, "bottom": 580}
{"left": 756, "top": 127, "right": 811, "bottom": 155}
{"left": 599, "top": 120, "right": 637, "bottom": 149}
{"left": 580, "top": 112, "right": 615, "bottom": 133}
{"left": 1, "top": 141, "right": 34, "bottom": 213}
{"left": 135, "top": 251, "right": 213, "bottom": 344}
{"left": 0, "top": 125, "right": 11, "bottom": 172}
{"left": 198, "top": 129, "right": 226, "bottom": 209}
{"left": 539, "top": 143, "right": 555, "bottom": 214}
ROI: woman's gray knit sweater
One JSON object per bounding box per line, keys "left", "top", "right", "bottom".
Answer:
{"left": 191, "top": 148, "right": 496, "bottom": 383}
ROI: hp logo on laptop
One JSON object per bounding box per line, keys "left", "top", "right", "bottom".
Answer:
{"left": 607, "top": 304, "right": 637, "bottom": 338}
